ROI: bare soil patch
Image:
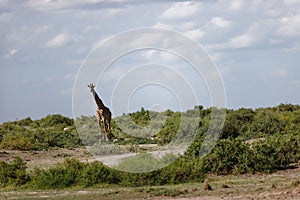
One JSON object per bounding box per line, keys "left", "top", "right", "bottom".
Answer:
{"left": 0, "top": 148, "right": 92, "bottom": 170}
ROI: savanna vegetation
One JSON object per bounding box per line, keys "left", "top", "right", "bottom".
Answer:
{"left": 0, "top": 103, "right": 300, "bottom": 190}
{"left": 0, "top": 114, "right": 81, "bottom": 151}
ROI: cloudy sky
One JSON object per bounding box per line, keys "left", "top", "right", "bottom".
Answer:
{"left": 1, "top": 0, "right": 300, "bottom": 123}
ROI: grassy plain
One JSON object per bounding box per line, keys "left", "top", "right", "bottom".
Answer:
{"left": 0, "top": 147, "right": 299, "bottom": 200}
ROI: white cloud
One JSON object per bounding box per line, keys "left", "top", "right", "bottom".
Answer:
{"left": 228, "top": 34, "right": 253, "bottom": 48}
{"left": 208, "top": 33, "right": 253, "bottom": 49}
{"left": 26, "top": 0, "right": 130, "bottom": 15}
{"left": 208, "top": 18, "right": 279, "bottom": 49}
{"left": 229, "top": 0, "right": 244, "bottom": 10}
{"left": 277, "top": 14, "right": 300, "bottom": 38}
{"left": 83, "top": 25, "right": 102, "bottom": 33}
{"left": 141, "top": 50, "right": 178, "bottom": 63}
{"left": 283, "top": 0, "right": 300, "bottom": 5}
{"left": 3, "top": 49, "right": 18, "bottom": 58}
{"left": 46, "top": 33, "right": 80, "bottom": 48}
{"left": 211, "top": 17, "right": 231, "bottom": 28}
{"left": 184, "top": 28, "right": 205, "bottom": 41}
{"left": 209, "top": 53, "right": 222, "bottom": 62}
{"left": 27, "top": 0, "right": 95, "bottom": 11}
{"left": 5, "top": 25, "right": 50, "bottom": 45}
{"left": 160, "top": 2, "right": 200, "bottom": 20}
{"left": 154, "top": 21, "right": 196, "bottom": 32}
{"left": 230, "top": 20, "right": 275, "bottom": 48}
{"left": 181, "top": 22, "right": 196, "bottom": 30}
{"left": 9, "top": 49, "right": 17, "bottom": 56}
{"left": 153, "top": 22, "right": 174, "bottom": 30}
{"left": 28, "top": 0, "right": 70, "bottom": 11}
{"left": 102, "top": 68, "right": 125, "bottom": 81}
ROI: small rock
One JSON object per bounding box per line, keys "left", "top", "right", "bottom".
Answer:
{"left": 221, "top": 184, "right": 229, "bottom": 188}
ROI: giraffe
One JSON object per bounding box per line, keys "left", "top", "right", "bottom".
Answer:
{"left": 88, "top": 83, "right": 111, "bottom": 142}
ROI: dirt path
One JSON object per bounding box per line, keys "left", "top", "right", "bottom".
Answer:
{"left": 0, "top": 146, "right": 186, "bottom": 170}
{"left": 0, "top": 148, "right": 92, "bottom": 170}
{"left": 93, "top": 147, "right": 186, "bottom": 166}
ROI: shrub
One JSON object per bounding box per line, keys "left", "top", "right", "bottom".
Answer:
{"left": 0, "top": 157, "right": 30, "bottom": 187}
{"left": 0, "top": 115, "right": 81, "bottom": 151}
{"left": 202, "top": 133, "right": 300, "bottom": 175}
{"left": 250, "top": 110, "right": 283, "bottom": 135}
{"left": 33, "top": 166, "right": 76, "bottom": 189}
{"left": 157, "top": 112, "right": 181, "bottom": 145}
{"left": 129, "top": 107, "right": 151, "bottom": 126}
{"left": 31, "top": 158, "right": 120, "bottom": 189}
{"left": 80, "top": 161, "right": 120, "bottom": 187}
{"left": 16, "top": 117, "right": 33, "bottom": 126}
{"left": 202, "top": 138, "right": 253, "bottom": 175}
{"left": 39, "top": 114, "right": 74, "bottom": 128}
{"left": 31, "top": 158, "right": 84, "bottom": 189}
{"left": 252, "top": 133, "right": 300, "bottom": 172}
{"left": 0, "top": 129, "right": 35, "bottom": 150}
{"left": 120, "top": 156, "right": 206, "bottom": 186}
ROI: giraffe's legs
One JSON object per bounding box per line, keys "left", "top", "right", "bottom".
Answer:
{"left": 104, "top": 131, "right": 109, "bottom": 142}
{"left": 106, "top": 122, "right": 110, "bottom": 133}
{"left": 99, "top": 121, "right": 109, "bottom": 143}
{"left": 102, "top": 120, "right": 110, "bottom": 142}
{"left": 97, "top": 120, "right": 103, "bottom": 143}
{"left": 103, "top": 123, "right": 109, "bottom": 142}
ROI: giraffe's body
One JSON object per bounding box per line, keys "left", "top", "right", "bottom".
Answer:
{"left": 97, "top": 109, "right": 111, "bottom": 133}
{"left": 88, "top": 83, "right": 111, "bottom": 142}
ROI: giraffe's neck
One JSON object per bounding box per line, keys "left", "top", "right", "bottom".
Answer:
{"left": 92, "top": 90, "right": 105, "bottom": 109}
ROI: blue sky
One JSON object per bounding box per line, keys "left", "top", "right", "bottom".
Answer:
{"left": 1, "top": 0, "right": 300, "bottom": 123}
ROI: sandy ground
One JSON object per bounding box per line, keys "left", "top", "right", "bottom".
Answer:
{"left": 0, "top": 146, "right": 186, "bottom": 169}
{"left": 0, "top": 148, "right": 92, "bottom": 170}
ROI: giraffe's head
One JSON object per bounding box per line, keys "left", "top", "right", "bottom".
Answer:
{"left": 88, "top": 83, "right": 96, "bottom": 92}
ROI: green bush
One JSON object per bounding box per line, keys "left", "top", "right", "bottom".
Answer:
{"left": 80, "top": 161, "right": 120, "bottom": 187}
{"left": 31, "top": 158, "right": 121, "bottom": 189}
{"left": 252, "top": 133, "right": 300, "bottom": 172}
{"left": 201, "top": 133, "right": 300, "bottom": 175}
{"left": 129, "top": 107, "right": 151, "bottom": 126}
{"left": 157, "top": 112, "right": 181, "bottom": 145}
{"left": 220, "top": 108, "right": 254, "bottom": 139}
{"left": 0, "top": 157, "right": 30, "bottom": 187}
{"left": 31, "top": 158, "right": 84, "bottom": 189}
{"left": 0, "top": 115, "right": 81, "bottom": 151}
{"left": 0, "top": 129, "right": 35, "bottom": 150}
{"left": 32, "top": 166, "right": 77, "bottom": 189}
{"left": 120, "top": 156, "right": 206, "bottom": 186}
{"left": 250, "top": 110, "right": 283, "bottom": 136}
{"left": 29, "top": 156, "right": 204, "bottom": 189}
{"left": 202, "top": 138, "right": 253, "bottom": 175}
{"left": 39, "top": 114, "right": 74, "bottom": 128}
